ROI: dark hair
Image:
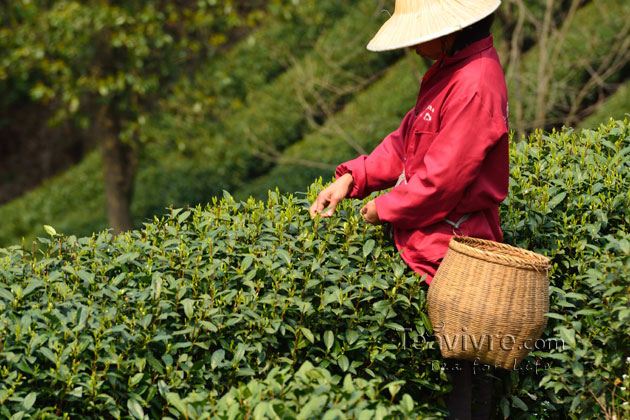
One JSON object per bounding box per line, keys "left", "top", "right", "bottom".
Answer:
{"left": 449, "top": 13, "right": 495, "bottom": 55}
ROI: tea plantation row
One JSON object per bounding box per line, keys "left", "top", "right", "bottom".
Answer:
{"left": 1, "top": 119, "right": 629, "bottom": 419}
{"left": 508, "top": 0, "right": 630, "bottom": 133}
{"left": 0, "top": 188, "right": 446, "bottom": 418}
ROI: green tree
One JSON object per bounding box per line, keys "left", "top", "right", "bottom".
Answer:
{"left": 0, "top": 0, "right": 293, "bottom": 234}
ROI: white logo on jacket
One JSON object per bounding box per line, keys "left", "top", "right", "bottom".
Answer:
{"left": 422, "top": 105, "right": 435, "bottom": 122}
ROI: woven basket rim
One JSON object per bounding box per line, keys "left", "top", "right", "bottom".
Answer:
{"left": 449, "top": 236, "right": 551, "bottom": 271}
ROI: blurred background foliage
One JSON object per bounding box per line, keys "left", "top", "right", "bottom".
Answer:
{"left": 0, "top": 0, "right": 629, "bottom": 246}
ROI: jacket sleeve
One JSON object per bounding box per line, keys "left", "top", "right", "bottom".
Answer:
{"left": 335, "top": 108, "right": 415, "bottom": 199}
{"left": 373, "top": 92, "right": 506, "bottom": 229}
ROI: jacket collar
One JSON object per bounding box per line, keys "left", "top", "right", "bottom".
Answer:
{"left": 442, "top": 34, "right": 495, "bottom": 66}
{"left": 423, "top": 35, "right": 495, "bottom": 82}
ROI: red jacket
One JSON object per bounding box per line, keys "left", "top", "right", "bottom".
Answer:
{"left": 335, "top": 35, "right": 509, "bottom": 284}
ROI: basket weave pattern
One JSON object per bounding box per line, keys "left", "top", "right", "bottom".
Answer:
{"left": 427, "top": 236, "right": 550, "bottom": 370}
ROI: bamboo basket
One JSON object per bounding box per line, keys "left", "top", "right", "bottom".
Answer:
{"left": 427, "top": 236, "right": 551, "bottom": 370}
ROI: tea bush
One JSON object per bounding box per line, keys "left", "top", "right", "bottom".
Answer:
{"left": 0, "top": 188, "right": 449, "bottom": 419}
{"left": 1, "top": 119, "right": 629, "bottom": 419}
{"left": 498, "top": 120, "right": 630, "bottom": 419}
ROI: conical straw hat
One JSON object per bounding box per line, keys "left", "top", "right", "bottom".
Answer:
{"left": 367, "top": 0, "right": 501, "bottom": 52}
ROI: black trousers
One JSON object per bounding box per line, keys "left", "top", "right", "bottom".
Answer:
{"left": 402, "top": 262, "right": 495, "bottom": 419}
{"left": 444, "top": 359, "right": 494, "bottom": 420}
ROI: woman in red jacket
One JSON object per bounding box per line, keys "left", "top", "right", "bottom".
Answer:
{"left": 309, "top": 1, "right": 508, "bottom": 418}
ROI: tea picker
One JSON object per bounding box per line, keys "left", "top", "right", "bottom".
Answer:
{"left": 310, "top": 0, "right": 550, "bottom": 418}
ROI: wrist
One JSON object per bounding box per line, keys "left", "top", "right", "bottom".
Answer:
{"left": 340, "top": 173, "right": 354, "bottom": 194}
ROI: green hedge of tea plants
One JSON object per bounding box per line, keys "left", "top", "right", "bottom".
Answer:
{"left": 0, "top": 188, "right": 449, "bottom": 419}
{"left": 497, "top": 120, "right": 630, "bottom": 419}
{"left": 1, "top": 119, "right": 629, "bottom": 419}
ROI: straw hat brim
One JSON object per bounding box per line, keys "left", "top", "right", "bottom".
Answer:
{"left": 367, "top": 0, "right": 501, "bottom": 52}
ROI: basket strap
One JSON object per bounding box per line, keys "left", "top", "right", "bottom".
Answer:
{"left": 395, "top": 170, "right": 406, "bottom": 187}
{"left": 444, "top": 213, "right": 471, "bottom": 230}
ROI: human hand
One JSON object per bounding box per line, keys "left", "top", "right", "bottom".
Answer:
{"left": 360, "top": 200, "right": 382, "bottom": 225}
{"left": 309, "top": 173, "right": 354, "bottom": 218}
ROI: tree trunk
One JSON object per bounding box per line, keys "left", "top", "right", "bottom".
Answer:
{"left": 96, "top": 107, "right": 137, "bottom": 235}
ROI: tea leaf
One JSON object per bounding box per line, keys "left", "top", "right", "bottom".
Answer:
{"left": 301, "top": 327, "right": 314, "bottom": 344}
{"left": 166, "top": 393, "right": 187, "bottom": 417}
{"left": 127, "top": 399, "right": 144, "bottom": 419}
{"left": 324, "top": 330, "right": 334, "bottom": 351}
{"left": 363, "top": 239, "right": 375, "bottom": 257}
{"left": 23, "top": 392, "right": 36, "bottom": 410}
{"left": 43, "top": 225, "right": 56, "bottom": 236}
